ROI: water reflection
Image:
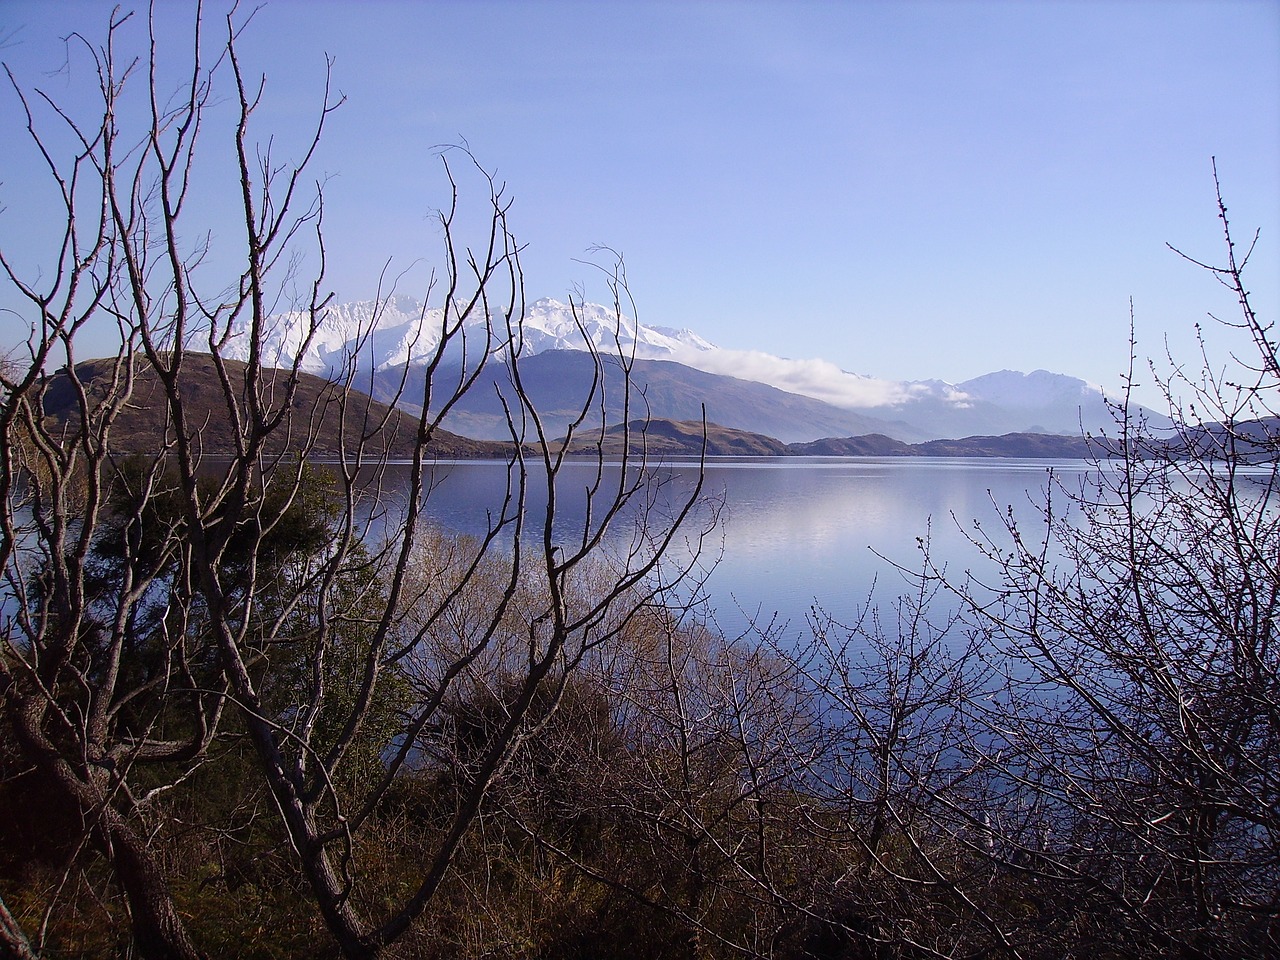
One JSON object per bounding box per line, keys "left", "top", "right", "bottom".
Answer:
{"left": 696, "top": 458, "right": 1092, "bottom": 636}
{"left": 390, "top": 456, "right": 1094, "bottom": 639}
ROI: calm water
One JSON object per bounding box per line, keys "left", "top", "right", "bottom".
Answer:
{"left": 399, "top": 457, "right": 1096, "bottom": 639}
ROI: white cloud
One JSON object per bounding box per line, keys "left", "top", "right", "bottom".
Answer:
{"left": 668, "top": 345, "right": 972, "bottom": 410}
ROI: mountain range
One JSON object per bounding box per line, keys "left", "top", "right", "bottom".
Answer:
{"left": 38, "top": 360, "right": 1112, "bottom": 461}
{"left": 226, "top": 296, "right": 1159, "bottom": 443}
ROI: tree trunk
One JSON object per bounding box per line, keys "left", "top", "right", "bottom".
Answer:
{"left": 104, "top": 810, "right": 204, "bottom": 960}
{"left": 7, "top": 699, "right": 203, "bottom": 960}
{"left": 0, "top": 894, "right": 37, "bottom": 960}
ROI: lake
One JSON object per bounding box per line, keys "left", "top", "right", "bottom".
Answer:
{"left": 403, "top": 456, "right": 1097, "bottom": 640}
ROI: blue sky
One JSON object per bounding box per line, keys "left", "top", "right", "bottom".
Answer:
{"left": 1, "top": 0, "right": 1277, "bottom": 397}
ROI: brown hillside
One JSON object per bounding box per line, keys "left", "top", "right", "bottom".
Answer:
{"left": 41, "top": 354, "right": 513, "bottom": 459}
{"left": 566, "top": 419, "right": 790, "bottom": 457}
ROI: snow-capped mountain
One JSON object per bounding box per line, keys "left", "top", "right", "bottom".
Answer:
{"left": 224, "top": 296, "right": 715, "bottom": 376}
{"left": 520, "top": 298, "right": 717, "bottom": 358}
{"left": 226, "top": 295, "right": 1139, "bottom": 442}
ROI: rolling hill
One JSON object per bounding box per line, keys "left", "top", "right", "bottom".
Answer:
{"left": 39, "top": 355, "right": 512, "bottom": 459}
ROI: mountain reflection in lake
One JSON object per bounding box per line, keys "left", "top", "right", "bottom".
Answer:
{"left": 372, "top": 457, "right": 1093, "bottom": 640}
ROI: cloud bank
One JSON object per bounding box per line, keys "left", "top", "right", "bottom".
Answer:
{"left": 668, "top": 346, "right": 971, "bottom": 411}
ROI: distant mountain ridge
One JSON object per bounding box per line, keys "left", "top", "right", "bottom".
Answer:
{"left": 225, "top": 296, "right": 1162, "bottom": 442}
{"left": 572, "top": 420, "right": 1113, "bottom": 459}
{"left": 573, "top": 417, "right": 1279, "bottom": 461}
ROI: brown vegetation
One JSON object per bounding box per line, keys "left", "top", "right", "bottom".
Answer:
{"left": 40, "top": 354, "right": 511, "bottom": 460}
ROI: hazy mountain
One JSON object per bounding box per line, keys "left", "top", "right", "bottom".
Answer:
{"left": 954, "top": 369, "right": 1119, "bottom": 433}
{"left": 833, "top": 370, "right": 1133, "bottom": 440}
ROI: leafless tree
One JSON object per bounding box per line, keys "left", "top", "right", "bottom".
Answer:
{"left": 770, "top": 168, "right": 1280, "bottom": 959}
{"left": 0, "top": 6, "right": 709, "bottom": 959}
{"left": 468, "top": 598, "right": 829, "bottom": 959}
{"left": 951, "top": 167, "right": 1278, "bottom": 957}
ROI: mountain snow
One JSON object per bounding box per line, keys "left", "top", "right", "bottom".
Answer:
{"left": 224, "top": 296, "right": 716, "bottom": 376}
{"left": 521, "top": 298, "right": 718, "bottom": 357}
